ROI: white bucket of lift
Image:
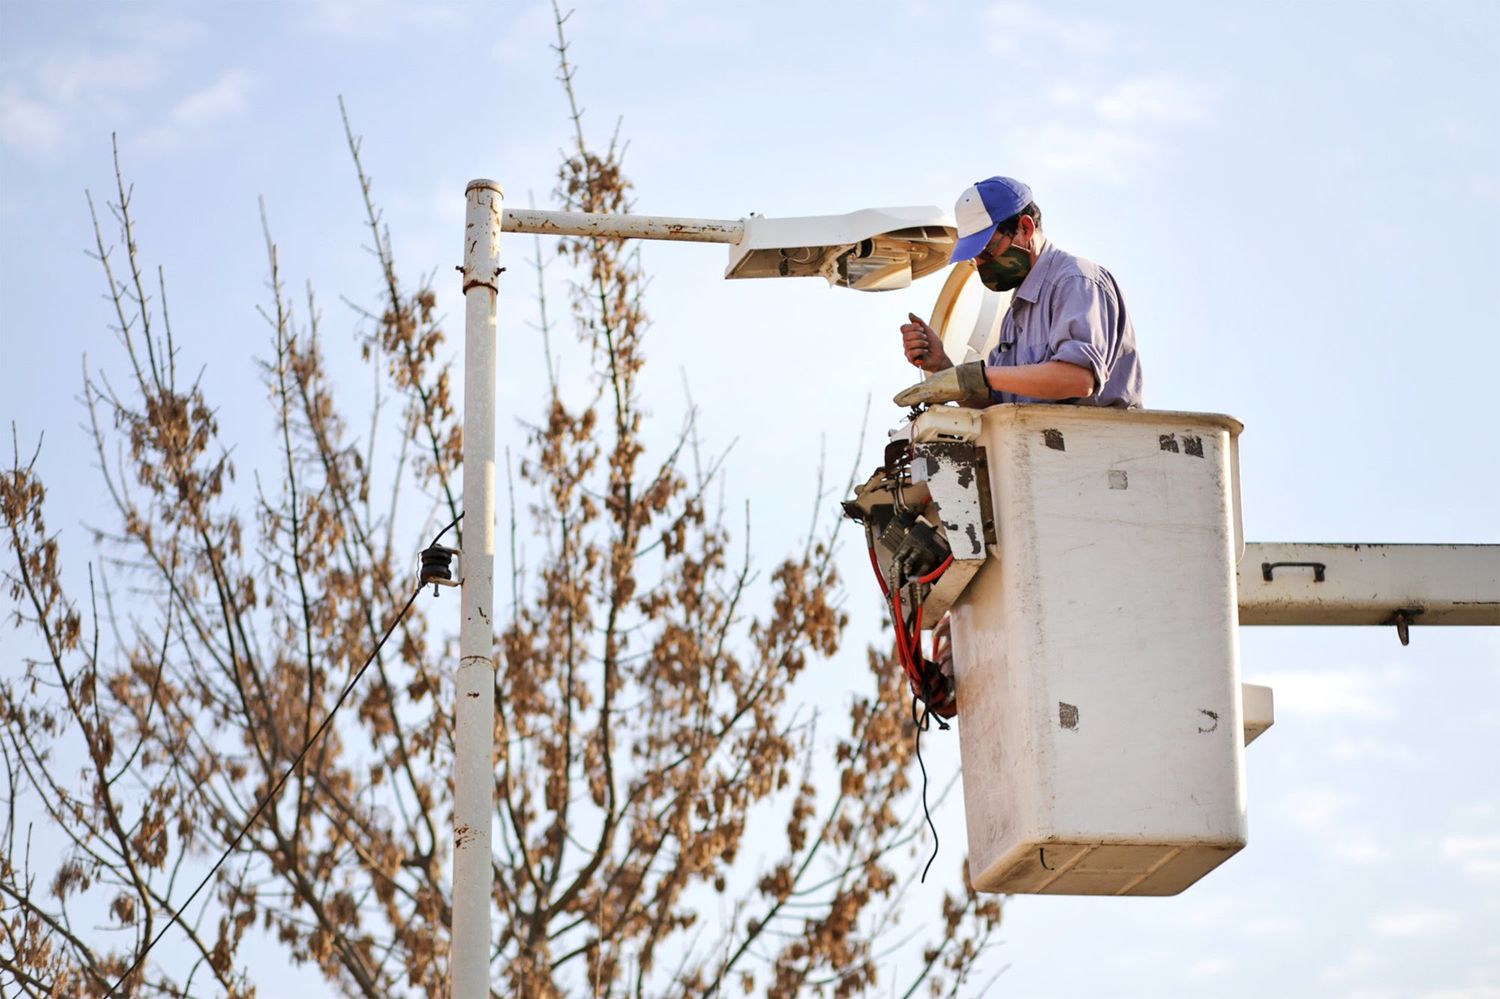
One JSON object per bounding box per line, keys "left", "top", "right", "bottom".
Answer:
{"left": 948, "top": 404, "right": 1247, "bottom": 896}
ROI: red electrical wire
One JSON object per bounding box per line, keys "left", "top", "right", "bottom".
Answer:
{"left": 917, "top": 554, "right": 953, "bottom": 585}
{"left": 869, "top": 536, "right": 950, "bottom": 691}
{"left": 904, "top": 560, "right": 944, "bottom": 683}
{"left": 870, "top": 535, "right": 923, "bottom": 685}
{"left": 866, "top": 542, "right": 890, "bottom": 599}
{"left": 891, "top": 589, "right": 922, "bottom": 685}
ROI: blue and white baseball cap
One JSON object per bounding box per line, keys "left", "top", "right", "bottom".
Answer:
{"left": 949, "top": 176, "right": 1034, "bottom": 263}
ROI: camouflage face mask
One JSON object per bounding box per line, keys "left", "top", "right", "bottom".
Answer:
{"left": 976, "top": 245, "right": 1032, "bottom": 292}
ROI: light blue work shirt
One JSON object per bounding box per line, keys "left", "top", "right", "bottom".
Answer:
{"left": 987, "top": 236, "right": 1144, "bottom": 408}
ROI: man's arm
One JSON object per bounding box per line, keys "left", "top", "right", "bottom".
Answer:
{"left": 984, "top": 359, "right": 1094, "bottom": 400}
{"left": 893, "top": 357, "right": 1092, "bottom": 408}
{"left": 1042, "top": 275, "right": 1117, "bottom": 395}
{"left": 893, "top": 312, "right": 1094, "bottom": 407}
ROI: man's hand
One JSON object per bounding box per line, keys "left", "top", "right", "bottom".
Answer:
{"left": 901, "top": 313, "right": 952, "bottom": 373}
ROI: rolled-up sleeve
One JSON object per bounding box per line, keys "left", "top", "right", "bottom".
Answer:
{"left": 1046, "top": 275, "right": 1118, "bottom": 396}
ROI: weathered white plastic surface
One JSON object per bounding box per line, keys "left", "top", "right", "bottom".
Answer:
{"left": 1238, "top": 542, "right": 1500, "bottom": 627}
{"left": 1241, "top": 683, "right": 1274, "bottom": 746}
{"left": 948, "top": 405, "right": 1248, "bottom": 896}
{"left": 724, "top": 207, "right": 955, "bottom": 290}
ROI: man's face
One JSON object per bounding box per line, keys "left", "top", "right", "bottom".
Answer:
{"left": 975, "top": 215, "right": 1034, "bottom": 264}
{"left": 975, "top": 228, "right": 1016, "bottom": 265}
{"left": 972, "top": 216, "right": 1036, "bottom": 292}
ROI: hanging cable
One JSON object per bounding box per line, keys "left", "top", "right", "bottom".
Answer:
{"left": 912, "top": 695, "right": 941, "bottom": 883}
{"left": 106, "top": 515, "right": 461, "bottom": 997}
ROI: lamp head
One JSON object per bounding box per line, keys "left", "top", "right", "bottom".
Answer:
{"left": 724, "top": 207, "right": 957, "bottom": 291}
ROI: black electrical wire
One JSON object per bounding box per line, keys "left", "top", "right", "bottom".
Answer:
{"left": 911, "top": 694, "right": 945, "bottom": 884}
{"left": 106, "top": 515, "right": 460, "bottom": 996}
{"left": 430, "top": 510, "right": 463, "bottom": 547}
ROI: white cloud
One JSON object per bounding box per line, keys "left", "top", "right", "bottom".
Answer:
{"left": 1330, "top": 736, "right": 1414, "bottom": 763}
{"left": 1243, "top": 915, "right": 1301, "bottom": 935}
{"left": 136, "top": 70, "right": 258, "bottom": 153}
{"left": 1444, "top": 835, "right": 1500, "bottom": 857}
{"left": 167, "top": 70, "right": 256, "bottom": 130}
{"left": 1184, "top": 956, "right": 1231, "bottom": 980}
{"left": 1048, "top": 83, "right": 1088, "bottom": 109}
{"left": 986, "top": 2, "right": 1113, "bottom": 58}
{"left": 985, "top": 27, "right": 1214, "bottom": 186}
{"left": 34, "top": 49, "right": 164, "bottom": 105}
{"left": 1177, "top": 893, "right": 1239, "bottom": 927}
{"left": 1321, "top": 945, "right": 1382, "bottom": 983}
{"left": 0, "top": 85, "right": 63, "bottom": 156}
{"left": 1023, "top": 122, "right": 1158, "bottom": 187}
{"left": 0, "top": 15, "right": 204, "bottom": 159}
{"left": 1443, "top": 835, "right": 1500, "bottom": 877}
{"left": 1372, "top": 907, "right": 1461, "bottom": 937}
{"left": 300, "top": 0, "right": 464, "bottom": 41}
{"left": 1280, "top": 786, "right": 1352, "bottom": 832}
{"left": 1332, "top": 839, "right": 1391, "bottom": 864}
{"left": 1251, "top": 669, "right": 1390, "bottom": 718}
{"left": 106, "top": 8, "right": 208, "bottom": 50}
{"left": 1095, "top": 73, "right": 1213, "bottom": 124}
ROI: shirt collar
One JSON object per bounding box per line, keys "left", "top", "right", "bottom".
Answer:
{"left": 1013, "top": 234, "right": 1055, "bottom": 303}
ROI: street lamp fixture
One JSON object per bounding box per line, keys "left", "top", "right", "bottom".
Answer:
{"left": 723, "top": 208, "right": 956, "bottom": 291}
{"left": 451, "top": 182, "right": 956, "bottom": 997}
{"left": 497, "top": 203, "right": 958, "bottom": 290}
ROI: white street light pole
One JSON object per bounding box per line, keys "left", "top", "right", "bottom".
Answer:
{"left": 453, "top": 179, "right": 501, "bottom": 999}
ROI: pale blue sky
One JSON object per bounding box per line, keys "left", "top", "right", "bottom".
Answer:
{"left": 3, "top": 2, "right": 1498, "bottom": 996}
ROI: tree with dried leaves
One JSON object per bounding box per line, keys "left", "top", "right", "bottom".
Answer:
{"left": 1, "top": 16, "right": 1001, "bottom": 998}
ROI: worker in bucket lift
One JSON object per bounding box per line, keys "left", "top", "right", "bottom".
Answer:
{"left": 895, "top": 176, "right": 1144, "bottom": 410}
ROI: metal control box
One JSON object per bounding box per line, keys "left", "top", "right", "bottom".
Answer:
{"left": 948, "top": 405, "right": 1248, "bottom": 895}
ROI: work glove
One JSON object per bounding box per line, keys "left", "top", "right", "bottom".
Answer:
{"left": 892, "top": 360, "right": 990, "bottom": 408}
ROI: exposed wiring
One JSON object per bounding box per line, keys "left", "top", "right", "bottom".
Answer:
{"left": 871, "top": 525, "right": 925, "bottom": 688}
{"left": 865, "top": 532, "right": 890, "bottom": 601}
{"left": 890, "top": 587, "right": 909, "bottom": 670}
{"left": 917, "top": 554, "right": 952, "bottom": 586}
{"left": 105, "top": 515, "right": 461, "bottom": 996}
{"left": 906, "top": 594, "right": 918, "bottom": 657}
{"left": 862, "top": 446, "right": 955, "bottom": 887}
{"left": 867, "top": 507, "right": 952, "bottom": 886}
{"left": 870, "top": 532, "right": 954, "bottom": 708}
{"left": 912, "top": 695, "right": 941, "bottom": 883}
